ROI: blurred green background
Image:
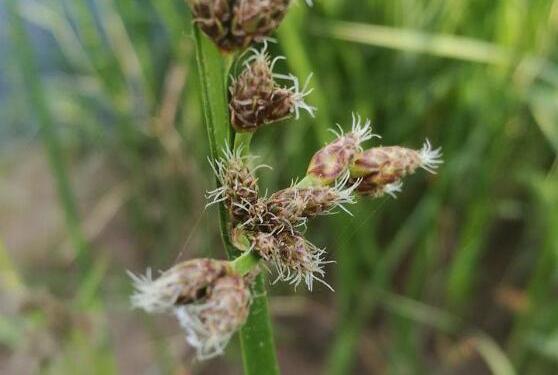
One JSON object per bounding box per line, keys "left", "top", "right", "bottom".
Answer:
{"left": 2, "top": 0, "right": 558, "bottom": 374}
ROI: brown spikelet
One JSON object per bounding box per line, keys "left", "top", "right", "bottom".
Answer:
{"left": 128, "top": 258, "right": 229, "bottom": 312}
{"left": 350, "top": 146, "right": 422, "bottom": 182}
{"left": 188, "top": 0, "right": 292, "bottom": 52}
{"left": 174, "top": 272, "right": 252, "bottom": 360}
{"left": 307, "top": 115, "right": 374, "bottom": 185}
{"left": 231, "top": 0, "right": 290, "bottom": 48}
{"left": 208, "top": 148, "right": 259, "bottom": 225}
{"left": 247, "top": 231, "right": 277, "bottom": 261}
{"left": 267, "top": 184, "right": 355, "bottom": 222}
{"left": 188, "top": 0, "right": 232, "bottom": 49}
{"left": 229, "top": 47, "right": 314, "bottom": 132}
{"left": 274, "top": 232, "right": 330, "bottom": 290}
{"left": 349, "top": 141, "right": 443, "bottom": 198}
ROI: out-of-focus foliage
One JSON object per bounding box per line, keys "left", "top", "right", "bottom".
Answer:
{"left": 1, "top": 0, "right": 558, "bottom": 374}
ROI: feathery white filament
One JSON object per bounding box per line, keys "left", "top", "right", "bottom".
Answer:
{"left": 270, "top": 239, "right": 333, "bottom": 292}
{"left": 128, "top": 268, "right": 181, "bottom": 313}
{"left": 383, "top": 181, "right": 403, "bottom": 198}
{"left": 274, "top": 72, "right": 317, "bottom": 119}
{"left": 351, "top": 112, "right": 380, "bottom": 146}
{"left": 419, "top": 139, "right": 443, "bottom": 174}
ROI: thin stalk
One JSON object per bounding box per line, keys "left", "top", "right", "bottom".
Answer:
{"left": 6, "top": 0, "right": 90, "bottom": 272}
{"left": 193, "top": 27, "right": 279, "bottom": 375}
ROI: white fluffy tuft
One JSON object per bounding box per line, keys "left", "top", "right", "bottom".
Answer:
{"left": 419, "top": 139, "right": 443, "bottom": 174}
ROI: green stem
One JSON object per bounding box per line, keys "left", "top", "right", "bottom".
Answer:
{"left": 193, "top": 27, "right": 279, "bottom": 375}
{"left": 231, "top": 252, "right": 260, "bottom": 276}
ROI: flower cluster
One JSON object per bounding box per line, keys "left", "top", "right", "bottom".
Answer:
{"left": 187, "top": 0, "right": 300, "bottom": 52}
{"left": 229, "top": 44, "right": 315, "bottom": 132}
{"left": 131, "top": 0, "right": 444, "bottom": 362}
{"left": 129, "top": 259, "right": 251, "bottom": 359}
{"left": 213, "top": 148, "right": 357, "bottom": 290}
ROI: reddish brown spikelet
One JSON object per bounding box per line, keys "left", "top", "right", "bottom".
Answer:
{"left": 129, "top": 258, "right": 230, "bottom": 312}
{"left": 225, "top": 159, "right": 259, "bottom": 224}
{"left": 307, "top": 136, "right": 358, "bottom": 185}
{"left": 174, "top": 272, "right": 252, "bottom": 359}
{"left": 188, "top": 0, "right": 292, "bottom": 52}
{"left": 208, "top": 148, "right": 259, "bottom": 225}
{"left": 229, "top": 47, "right": 314, "bottom": 132}
{"left": 350, "top": 140, "right": 442, "bottom": 198}
{"left": 188, "top": 0, "right": 232, "bottom": 49}
{"left": 307, "top": 115, "right": 374, "bottom": 185}
{"left": 351, "top": 176, "right": 402, "bottom": 198}
{"left": 248, "top": 231, "right": 277, "bottom": 261}
{"left": 198, "top": 274, "right": 251, "bottom": 334}
{"left": 231, "top": 0, "right": 291, "bottom": 48}
{"left": 275, "top": 232, "right": 329, "bottom": 290}
{"left": 268, "top": 185, "right": 352, "bottom": 220}
{"left": 351, "top": 146, "right": 422, "bottom": 184}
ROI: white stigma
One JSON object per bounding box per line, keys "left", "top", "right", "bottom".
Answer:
{"left": 128, "top": 268, "right": 180, "bottom": 313}
{"left": 274, "top": 72, "right": 317, "bottom": 119}
{"left": 351, "top": 112, "right": 380, "bottom": 146}
{"left": 383, "top": 180, "right": 404, "bottom": 198}
{"left": 419, "top": 139, "right": 443, "bottom": 174}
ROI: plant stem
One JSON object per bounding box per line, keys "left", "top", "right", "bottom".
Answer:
{"left": 193, "top": 26, "right": 279, "bottom": 375}
{"left": 231, "top": 251, "right": 260, "bottom": 276}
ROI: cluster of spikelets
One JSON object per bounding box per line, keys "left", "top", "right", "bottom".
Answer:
{"left": 213, "top": 112, "right": 442, "bottom": 292}
{"left": 129, "top": 0, "right": 443, "bottom": 362}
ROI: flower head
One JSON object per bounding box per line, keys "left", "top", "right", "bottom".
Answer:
{"left": 307, "top": 114, "right": 377, "bottom": 185}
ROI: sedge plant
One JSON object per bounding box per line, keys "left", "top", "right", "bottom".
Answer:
{"left": 129, "top": 1, "right": 442, "bottom": 373}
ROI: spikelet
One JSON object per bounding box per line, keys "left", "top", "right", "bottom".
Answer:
{"left": 307, "top": 114, "right": 376, "bottom": 185}
{"left": 267, "top": 176, "right": 357, "bottom": 222}
{"left": 230, "top": 0, "right": 290, "bottom": 49}
{"left": 174, "top": 274, "right": 251, "bottom": 360}
{"left": 350, "top": 139, "right": 443, "bottom": 198}
{"left": 274, "top": 232, "right": 332, "bottom": 291}
{"left": 207, "top": 146, "right": 261, "bottom": 225}
{"left": 188, "top": 0, "right": 297, "bottom": 52}
{"left": 129, "top": 259, "right": 252, "bottom": 360}
{"left": 128, "top": 258, "right": 228, "bottom": 313}
{"left": 188, "top": 0, "right": 232, "bottom": 49}
{"left": 229, "top": 44, "right": 315, "bottom": 132}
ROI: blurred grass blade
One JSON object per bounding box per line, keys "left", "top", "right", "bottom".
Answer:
{"left": 6, "top": 0, "right": 90, "bottom": 271}
{"left": 193, "top": 27, "right": 279, "bottom": 375}
{"left": 474, "top": 334, "right": 517, "bottom": 375}
{"left": 313, "top": 20, "right": 510, "bottom": 64}
{"left": 528, "top": 87, "right": 558, "bottom": 153}
{"left": 378, "top": 290, "right": 516, "bottom": 375}
{"left": 0, "top": 239, "right": 24, "bottom": 293}
{"left": 277, "top": 7, "right": 331, "bottom": 144}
